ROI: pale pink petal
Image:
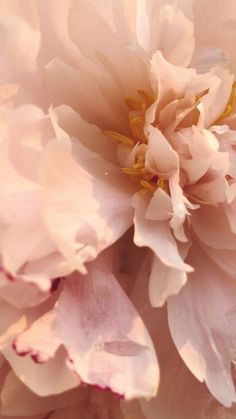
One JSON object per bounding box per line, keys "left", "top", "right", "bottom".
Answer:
{"left": 145, "top": 125, "right": 178, "bottom": 177}
{"left": 3, "top": 345, "right": 78, "bottom": 397}
{"left": 193, "top": 0, "right": 236, "bottom": 74}
{"left": 145, "top": 188, "right": 172, "bottom": 221}
{"left": 168, "top": 242, "right": 236, "bottom": 406}
{"left": 0, "top": 270, "right": 47, "bottom": 309}
{"left": 128, "top": 253, "right": 211, "bottom": 419}
{"left": 0, "top": 106, "right": 70, "bottom": 289}
{"left": 133, "top": 193, "right": 192, "bottom": 272}
{"left": 42, "top": 141, "right": 134, "bottom": 273}
{"left": 0, "top": 370, "right": 80, "bottom": 416}
{"left": 198, "top": 68, "right": 233, "bottom": 128}
{"left": 139, "top": 346, "right": 210, "bottom": 419}
{"left": 44, "top": 58, "right": 127, "bottom": 132}
{"left": 190, "top": 47, "right": 230, "bottom": 74}
{"left": 136, "top": 0, "right": 150, "bottom": 50}
{"left": 0, "top": 16, "right": 40, "bottom": 85}
{"left": 0, "top": 0, "right": 39, "bottom": 28}
{"left": 191, "top": 205, "right": 236, "bottom": 249}
{"left": 14, "top": 251, "right": 159, "bottom": 399}
{"left": 54, "top": 105, "right": 118, "bottom": 164}
{"left": 223, "top": 200, "right": 236, "bottom": 234}
{"left": 149, "top": 4, "right": 194, "bottom": 67}
{"left": 149, "top": 255, "right": 187, "bottom": 307}
{"left": 67, "top": 0, "right": 151, "bottom": 98}
{"left": 150, "top": 51, "right": 197, "bottom": 115}
{"left": 168, "top": 170, "right": 195, "bottom": 242}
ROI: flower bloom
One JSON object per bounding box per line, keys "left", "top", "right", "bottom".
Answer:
{"left": 1, "top": 0, "right": 236, "bottom": 418}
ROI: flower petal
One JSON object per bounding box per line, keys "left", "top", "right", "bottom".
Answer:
{"left": 42, "top": 140, "right": 133, "bottom": 273}
{"left": 149, "top": 255, "right": 187, "bottom": 307}
{"left": 14, "top": 251, "right": 159, "bottom": 399}
{"left": 168, "top": 242, "right": 236, "bottom": 406}
{"left": 133, "top": 193, "right": 192, "bottom": 272}
{"left": 0, "top": 370, "right": 80, "bottom": 416}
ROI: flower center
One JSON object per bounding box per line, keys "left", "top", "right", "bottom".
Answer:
{"left": 103, "top": 90, "right": 169, "bottom": 194}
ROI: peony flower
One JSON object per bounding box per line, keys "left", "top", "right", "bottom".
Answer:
{"left": 1, "top": 0, "right": 236, "bottom": 418}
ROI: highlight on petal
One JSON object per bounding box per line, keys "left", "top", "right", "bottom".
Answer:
{"left": 149, "top": 255, "right": 187, "bottom": 308}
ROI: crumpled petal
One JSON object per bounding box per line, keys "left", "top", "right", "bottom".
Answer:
{"left": 14, "top": 250, "right": 159, "bottom": 400}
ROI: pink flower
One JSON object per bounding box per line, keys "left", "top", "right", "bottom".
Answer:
{"left": 1, "top": 0, "right": 236, "bottom": 417}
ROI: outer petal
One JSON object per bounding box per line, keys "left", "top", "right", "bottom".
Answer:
{"left": 168, "top": 242, "right": 236, "bottom": 406}
{"left": 191, "top": 205, "right": 236, "bottom": 250}
{"left": 0, "top": 370, "right": 79, "bottom": 416}
{"left": 0, "top": 16, "right": 40, "bottom": 85}
{"left": 42, "top": 140, "right": 134, "bottom": 273}
{"left": 0, "top": 106, "right": 70, "bottom": 290}
{"left": 126, "top": 253, "right": 212, "bottom": 419}
{"left": 67, "top": 0, "right": 151, "bottom": 98}
{"left": 3, "top": 345, "right": 78, "bottom": 397}
{"left": 14, "top": 251, "right": 159, "bottom": 400}
{"left": 193, "top": 0, "right": 236, "bottom": 75}
{"left": 149, "top": 4, "right": 194, "bottom": 67}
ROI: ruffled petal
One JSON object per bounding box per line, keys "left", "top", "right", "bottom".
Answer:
{"left": 14, "top": 251, "right": 159, "bottom": 399}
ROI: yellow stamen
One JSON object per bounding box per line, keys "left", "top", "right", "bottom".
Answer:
{"left": 133, "top": 161, "right": 145, "bottom": 169}
{"left": 102, "top": 131, "right": 134, "bottom": 147}
{"left": 137, "top": 90, "right": 154, "bottom": 106}
{"left": 129, "top": 115, "right": 145, "bottom": 125}
{"left": 215, "top": 81, "right": 236, "bottom": 124}
{"left": 129, "top": 115, "right": 146, "bottom": 142}
{"left": 121, "top": 166, "right": 148, "bottom": 176}
{"left": 195, "top": 88, "right": 209, "bottom": 104}
{"left": 125, "top": 97, "right": 143, "bottom": 111}
{"left": 157, "top": 178, "right": 169, "bottom": 194}
{"left": 140, "top": 180, "right": 156, "bottom": 193}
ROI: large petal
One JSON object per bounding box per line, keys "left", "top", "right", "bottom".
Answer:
{"left": 192, "top": 0, "right": 236, "bottom": 75}
{"left": 42, "top": 140, "right": 134, "bottom": 273}
{"left": 67, "top": 0, "right": 151, "bottom": 98}
{"left": 125, "top": 253, "right": 211, "bottom": 419}
{"left": 0, "top": 106, "right": 70, "bottom": 290}
{"left": 168, "top": 241, "right": 236, "bottom": 406}
{"left": 14, "top": 251, "right": 159, "bottom": 399}
{"left": 191, "top": 204, "right": 236, "bottom": 250}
